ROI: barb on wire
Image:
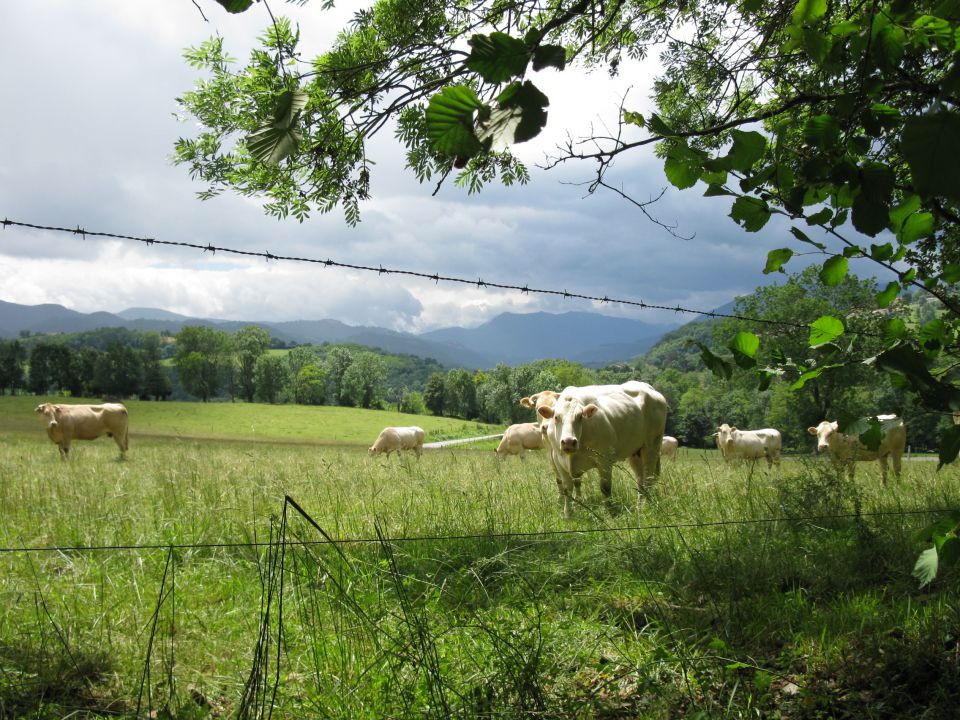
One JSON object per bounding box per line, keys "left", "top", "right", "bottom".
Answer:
{"left": 1, "top": 217, "right": 870, "bottom": 333}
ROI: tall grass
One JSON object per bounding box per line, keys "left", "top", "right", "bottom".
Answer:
{"left": 1, "top": 405, "right": 959, "bottom": 718}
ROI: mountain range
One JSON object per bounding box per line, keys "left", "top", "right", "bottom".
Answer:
{"left": 0, "top": 299, "right": 681, "bottom": 369}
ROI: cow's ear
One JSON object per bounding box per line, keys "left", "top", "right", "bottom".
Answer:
{"left": 807, "top": 427, "right": 818, "bottom": 435}
{"left": 583, "top": 404, "right": 599, "bottom": 418}
{"left": 53, "top": 406, "right": 62, "bottom": 418}
{"left": 520, "top": 396, "right": 534, "bottom": 408}
{"left": 537, "top": 405, "right": 554, "bottom": 420}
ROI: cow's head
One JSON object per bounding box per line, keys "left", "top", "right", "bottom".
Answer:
{"left": 538, "top": 395, "right": 598, "bottom": 454}
{"left": 522, "top": 390, "right": 560, "bottom": 427}
{"left": 367, "top": 445, "right": 380, "bottom": 457}
{"left": 35, "top": 403, "right": 60, "bottom": 429}
{"left": 715, "top": 423, "right": 737, "bottom": 451}
{"left": 807, "top": 420, "right": 838, "bottom": 453}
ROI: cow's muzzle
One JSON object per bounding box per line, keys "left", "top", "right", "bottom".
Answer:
{"left": 560, "top": 437, "right": 579, "bottom": 453}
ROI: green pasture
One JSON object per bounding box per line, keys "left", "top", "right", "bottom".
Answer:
{"left": 1, "top": 399, "right": 959, "bottom": 718}
{"left": 4, "top": 395, "right": 502, "bottom": 446}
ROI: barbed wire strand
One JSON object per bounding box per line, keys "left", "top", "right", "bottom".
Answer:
{"left": 2, "top": 217, "right": 840, "bottom": 333}
{"left": 0, "top": 506, "right": 944, "bottom": 556}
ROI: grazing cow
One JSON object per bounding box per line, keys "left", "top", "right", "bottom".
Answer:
{"left": 495, "top": 422, "right": 544, "bottom": 457}
{"left": 537, "top": 384, "right": 668, "bottom": 517}
{"left": 520, "top": 381, "right": 659, "bottom": 502}
{"left": 368, "top": 426, "right": 425, "bottom": 458}
{"left": 35, "top": 402, "right": 129, "bottom": 459}
{"left": 661, "top": 435, "right": 679, "bottom": 459}
{"left": 714, "top": 423, "right": 782, "bottom": 468}
{"left": 807, "top": 415, "right": 906, "bottom": 483}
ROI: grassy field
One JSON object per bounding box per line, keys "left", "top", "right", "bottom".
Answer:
{"left": 1, "top": 397, "right": 959, "bottom": 718}
{"left": 5, "top": 395, "right": 502, "bottom": 446}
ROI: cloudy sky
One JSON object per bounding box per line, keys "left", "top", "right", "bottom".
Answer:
{"left": 1, "top": 0, "right": 866, "bottom": 333}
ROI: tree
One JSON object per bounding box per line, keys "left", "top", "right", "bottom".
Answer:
{"left": 294, "top": 363, "right": 327, "bottom": 405}
{"left": 445, "top": 368, "right": 478, "bottom": 419}
{"left": 340, "top": 351, "right": 387, "bottom": 408}
{"left": 28, "top": 343, "right": 75, "bottom": 396}
{"left": 325, "top": 346, "right": 354, "bottom": 406}
{"left": 181, "top": 1, "right": 959, "bottom": 440}
{"left": 254, "top": 354, "right": 288, "bottom": 403}
{"left": 0, "top": 340, "right": 27, "bottom": 395}
{"left": 93, "top": 342, "right": 144, "bottom": 399}
{"left": 141, "top": 333, "right": 173, "bottom": 400}
{"left": 173, "top": 326, "right": 231, "bottom": 402}
{"left": 234, "top": 325, "right": 272, "bottom": 402}
{"left": 423, "top": 372, "right": 446, "bottom": 416}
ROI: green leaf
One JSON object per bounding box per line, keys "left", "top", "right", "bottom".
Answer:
{"left": 623, "top": 110, "right": 645, "bottom": 127}
{"left": 940, "top": 536, "right": 960, "bottom": 568}
{"left": 247, "top": 123, "right": 303, "bottom": 166}
{"left": 852, "top": 195, "right": 889, "bottom": 236}
{"left": 466, "top": 32, "right": 529, "bottom": 83}
{"left": 532, "top": 44, "right": 566, "bottom": 71}
{"left": 938, "top": 425, "right": 960, "bottom": 469}
{"left": 809, "top": 315, "right": 845, "bottom": 346}
{"left": 792, "top": 0, "right": 827, "bottom": 25}
{"left": 876, "top": 281, "right": 900, "bottom": 308}
{"left": 804, "top": 115, "right": 840, "bottom": 149}
{"left": 245, "top": 89, "right": 310, "bottom": 165}
{"left": 491, "top": 80, "right": 549, "bottom": 143}
{"left": 726, "top": 130, "right": 766, "bottom": 172}
{"left": 806, "top": 207, "right": 832, "bottom": 225}
{"left": 872, "top": 24, "right": 906, "bottom": 70}
{"left": 884, "top": 318, "right": 908, "bottom": 346}
{"left": 426, "top": 85, "right": 484, "bottom": 158}
{"left": 764, "top": 248, "right": 794, "bottom": 274}
{"left": 942, "top": 264, "right": 960, "bottom": 283}
{"left": 693, "top": 342, "right": 733, "bottom": 380}
{"left": 215, "top": 0, "right": 254, "bottom": 12}
{"left": 729, "top": 196, "right": 770, "bottom": 232}
{"left": 704, "top": 184, "right": 733, "bottom": 197}
{"left": 729, "top": 331, "right": 760, "bottom": 369}
{"left": 819, "top": 255, "right": 848, "bottom": 286}
{"left": 791, "top": 363, "right": 842, "bottom": 390}
{"left": 913, "top": 546, "right": 939, "bottom": 587}
{"left": 902, "top": 113, "right": 960, "bottom": 202}
{"left": 664, "top": 142, "right": 703, "bottom": 189}
{"left": 870, "top": 243, "right": 894, "bottom": 261}
{"left": 647, "top": 113, "right": 676, "bottom": 137}
{"left": 790, "top": 226, "right": 827, "bottom": 250}
{"left": 900, "top": 212, "right": 935, "bottom": 243}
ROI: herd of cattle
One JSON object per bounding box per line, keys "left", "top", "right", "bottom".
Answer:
{"left": 34, "top": 382, "right": 914, "bottom": 517}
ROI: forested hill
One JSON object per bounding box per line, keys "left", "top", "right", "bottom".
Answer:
{"left": 0, "top": 300, "right": 676, "bottom": 369}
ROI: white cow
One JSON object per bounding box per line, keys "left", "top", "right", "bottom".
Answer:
{"left": 807, "top": 415, "right": 906, "bottom": 483}
{"left": 661, "top": 435, "right": 679, "bottom": 459}
{"left": 537, "top": 384, "right": 668, "bottom": 517}
{"left": 35, "top": 402, "right": 129, "bottom": 459}
{"left": 368, "top": 426, "right": 425, "bottom": 458}
{"left": 520, "top": 381, "right": 660, "bottom": 501}
{"left": 495, "top": 422, "right": 544, "bottom": 457}
{"left": 714, "top": 423, "right": 782, "bottom": 468}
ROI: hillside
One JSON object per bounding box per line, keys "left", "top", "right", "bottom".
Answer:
{"left": 0, "top": 300, "right": 678, "bottom": 369}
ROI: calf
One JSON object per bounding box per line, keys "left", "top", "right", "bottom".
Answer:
{"left": 661, "top": 435, "right": 679, "bottom": 459}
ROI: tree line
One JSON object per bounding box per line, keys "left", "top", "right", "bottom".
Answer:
{"left": 2, "top": 268, "right": 951, "bottom": 452}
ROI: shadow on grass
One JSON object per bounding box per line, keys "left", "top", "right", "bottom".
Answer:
{"left": 0, "top": 642, "right": 125, "bottom": 718}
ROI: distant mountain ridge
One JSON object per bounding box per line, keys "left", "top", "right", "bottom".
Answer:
{"left": 0, "top": 299, "right": 681, "bottom": 369}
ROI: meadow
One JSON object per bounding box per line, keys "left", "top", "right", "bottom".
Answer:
{"left": 1, "top": 396, "right": 959, "bottom": 718}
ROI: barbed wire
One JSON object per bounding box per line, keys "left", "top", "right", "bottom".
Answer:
{"left": 3, "top": 217, "right": 834, "bottom": 333}
{"left": 0, "top": 507, "right": 944, "bottom": 556}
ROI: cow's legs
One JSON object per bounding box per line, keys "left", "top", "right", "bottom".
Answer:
{"left": 59, "top": 444, "right": 69, "bottom": 460}
{"left": 879, "top": 455, "right": 889, "bottom": 485}
{"left": 892, "top": 451, "right": 902, "bottom": 480}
